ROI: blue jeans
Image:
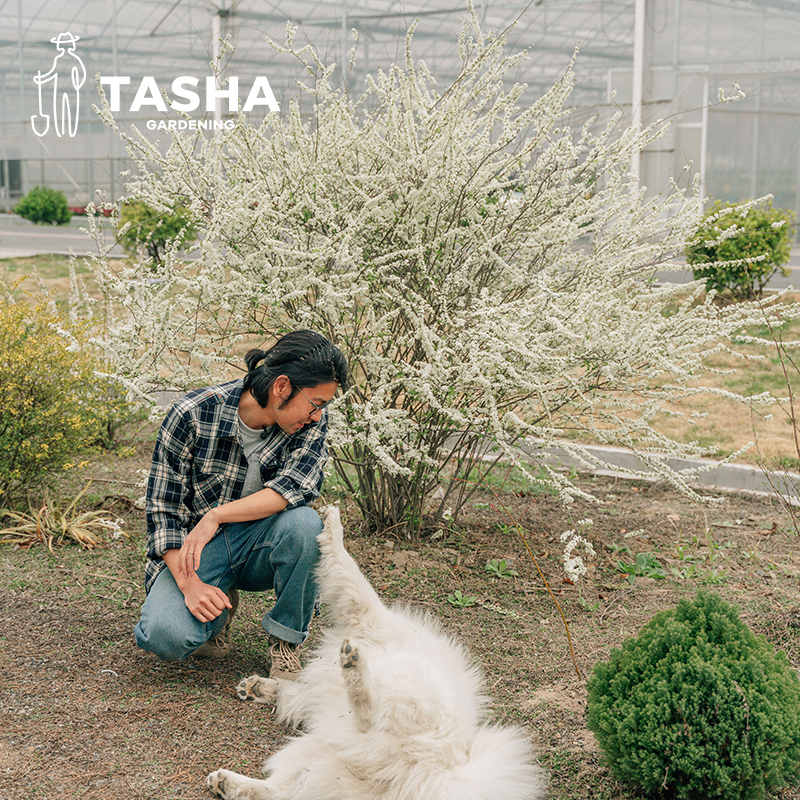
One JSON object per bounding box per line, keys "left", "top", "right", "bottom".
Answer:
{"left": 134, "top": 506, "right": 322, "bottom": 661}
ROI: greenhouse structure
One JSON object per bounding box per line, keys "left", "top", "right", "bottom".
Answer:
{"left": 1, "top": 0, "right": 800, "bottom": 228}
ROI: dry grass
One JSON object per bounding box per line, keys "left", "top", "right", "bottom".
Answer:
{"left": 0, "top": 482, "right": 129, "bottom": 552}
{"left": 1, "top": 254, "right": 98, "bottom": 300}
{"left": 1, "top": 450, "right": 799, "bottom": 800}
{"left": 650, "top": 300, "right": 800, "bottom": 469}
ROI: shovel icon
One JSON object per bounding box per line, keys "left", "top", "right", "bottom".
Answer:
{"left": 31, "top": 32, "right": 86, "bottom": 138}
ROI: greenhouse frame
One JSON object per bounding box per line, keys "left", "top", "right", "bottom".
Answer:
{"left": 1, "top": 0, "right": 799, "bottom": 228}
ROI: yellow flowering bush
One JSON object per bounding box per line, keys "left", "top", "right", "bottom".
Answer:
{"left": 0, "top": 296, "right": 110, "bottom": 504}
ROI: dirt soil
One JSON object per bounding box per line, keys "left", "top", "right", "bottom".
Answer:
{"left": 2, "top": 444, "right": 800, "bottom": 800}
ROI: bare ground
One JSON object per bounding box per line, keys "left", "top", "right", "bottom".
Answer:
{"left": 2, "top": 444, "right": 800, "bottom": 800}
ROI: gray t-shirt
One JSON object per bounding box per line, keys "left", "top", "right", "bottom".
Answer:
{"left": 237, "top": 415, "right": 269, "bottom": 497}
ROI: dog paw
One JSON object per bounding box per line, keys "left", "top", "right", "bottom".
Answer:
{"left": 207, "top": 769, "right": 233, "bottom": 798}
{"left": 208, "top": 768, "right": 268, "bottom": 799}
{"left": 236, "top": 674, "right": 278, "bottom": 705}
{"left": 340, "top": 638, "right": 360, "bottom": 669}
{"left": 319, "top": 505, "right": 344, "bottom": 548}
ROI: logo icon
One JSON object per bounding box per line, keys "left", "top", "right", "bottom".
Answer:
{"left": 32, "top": 32, "right": 87, "bottom": 138}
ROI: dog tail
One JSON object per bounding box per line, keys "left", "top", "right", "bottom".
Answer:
{"left": 316, "top": 505, "right": 386, "bottom": 628}
{"left": 441, "top": 725, "right": 546, "bottom": 800}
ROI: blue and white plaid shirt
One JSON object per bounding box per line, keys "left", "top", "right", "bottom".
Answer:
{"left": 144, "top": 379, "right": 328, "bottom": 593}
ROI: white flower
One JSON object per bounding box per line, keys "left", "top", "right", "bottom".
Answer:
{"left": 560, "top": 529, "right": 596, "bottom": 583}
{"left": 96, "top": 516, "right": 126, "bottom": 539}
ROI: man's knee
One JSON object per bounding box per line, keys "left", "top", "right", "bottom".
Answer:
{"left": 135, "top": 614, "right": 221, "bottom": 661}
{"left": 288, "top": 505, "right": 323, "bottom": 534}
{"left": 135, "top": 576, "right": 224, "bottom": 661}
{"left": 277, "top": 506, "right": 323, "bottom": 553}
{"left": 135, "top": 616, "right": 188, "bottom": 661}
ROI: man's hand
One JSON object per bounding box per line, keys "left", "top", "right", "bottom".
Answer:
{"left": 161, "top": 547, "right": 231, "bottom": 623}
{"left": 181, "top": 579, "right": 231, "bottom": 623}
{"left": 177, "top": 512, "right": 220, "bottom": 578}
{"left": 172, "top": 490, "right": 289, "bottom": 582}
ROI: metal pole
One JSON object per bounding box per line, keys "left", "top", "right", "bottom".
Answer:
{"left": 700, "top": 74, "right": 709, "bottom": 213}
{"left": 212, "top": 9, "right": 222, "bottom": 126}
{"left": 17, "top": 0, "right": 29, "bottom": 197}
{"left": 750, "top": 11, "right": 765, "bottom": 199}
{"left": 341, "top": 0, "right": 348, "bottom": 89}
{"left": 109, "top": 0, "right": 120, "bottom": 205}
{"left": 631, "top": 0, "right": 646, "bottom": 188}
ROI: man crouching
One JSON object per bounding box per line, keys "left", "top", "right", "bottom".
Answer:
{"left": 134, "top": 330, "right": 348, "bottom": 680}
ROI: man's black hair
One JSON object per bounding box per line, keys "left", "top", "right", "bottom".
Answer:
{"left": 242, "top": 330, "right": 349, "bottom": 408}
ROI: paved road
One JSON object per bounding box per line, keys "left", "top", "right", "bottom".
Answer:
{"left": 2, "top": 213, "right": 800, "bottom": 291}
{"left": 0, "top": 214, "right": 126, "bottom": 258}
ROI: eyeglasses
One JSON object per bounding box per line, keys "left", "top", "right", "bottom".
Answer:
{"left": 298, "top": 388, "right": 332, "bottom": 415}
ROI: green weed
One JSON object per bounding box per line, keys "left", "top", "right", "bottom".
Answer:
{"left": 484, "top": 558, "right": 519, "bottom": 579}
{"left": 446, "top": 589, "right": 478, "bottom": 608}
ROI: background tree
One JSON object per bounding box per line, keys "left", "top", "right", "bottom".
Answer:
{"left": 117, "top": 199, "right": 197, "bottom": 265}
{"left": 88, "top": 19, "right": 788, "bottom": 536}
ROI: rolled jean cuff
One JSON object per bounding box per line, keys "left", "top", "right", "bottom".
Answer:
{"left": 262, "top": 614, "right": 307, "bottom": 645}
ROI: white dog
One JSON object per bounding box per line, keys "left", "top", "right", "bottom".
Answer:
{"left": 207, "top": 506, "right": 546, "bottom": 800}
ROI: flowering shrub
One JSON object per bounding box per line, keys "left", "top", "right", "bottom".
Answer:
{"left": 0, "top": 291, "right": 111, "bottom": 504}
{"left": 88, "top": 18, "right": 788, "bottom": 534}
{"left": 685, "top": 198, "right": 795, "bottom": 301}
{"left": 587, "top": 591, "right": 800, "bottom": 799}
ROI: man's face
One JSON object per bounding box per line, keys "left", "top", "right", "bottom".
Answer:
{"left": 273, "top": 380, "right": 338, "bottom": 435}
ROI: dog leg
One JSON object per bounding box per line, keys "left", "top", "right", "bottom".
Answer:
{"left": 207, "top": 768, "right": 274, "bottom": 799}
{"left": 317, "top": 506, "right": 386, "bottom": 628}
{"left": 236, "top": 675, "right": 278, "bottom": 706}
{"left": 339, "top": 638, "right": 373, "bottom": 732}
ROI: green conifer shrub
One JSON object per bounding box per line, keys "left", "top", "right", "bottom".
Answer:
{"left": 587, "top": 591, "right": 800, "bottom": 800}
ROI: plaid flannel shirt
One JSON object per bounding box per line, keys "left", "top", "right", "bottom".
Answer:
{"left": 144, "top": 379, "right": 328, "bottom": 593}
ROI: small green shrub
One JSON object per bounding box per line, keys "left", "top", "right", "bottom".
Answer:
{"left": 685, "top": 199, "right": 794, "bottom": 301}
{"left": 14, "top": 185, "right": 72, "bottom": 225}
{"left": 0, "top": 292, "right": 118, "bottom": 504}
{"left": 587, "top": 591, "right": 800, "bottom": 800}
{"left": 118, "top": 199, "right": 197, "bottom": 265}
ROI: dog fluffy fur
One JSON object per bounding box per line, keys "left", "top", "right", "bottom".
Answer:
{"left": 207, "top": 505, "right": 546, "bottom": 800}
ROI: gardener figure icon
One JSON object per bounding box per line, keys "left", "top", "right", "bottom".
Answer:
{"left": 31, "top": 32, "right": 86, "bottom": 138}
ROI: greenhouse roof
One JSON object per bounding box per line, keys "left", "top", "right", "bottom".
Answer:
{"left": 4, "top": 0, "right": 800, "bottom": 116}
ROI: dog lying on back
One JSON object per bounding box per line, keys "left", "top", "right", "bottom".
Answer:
{"left": 207, "top": 505, "right": 546, "bottom": 800}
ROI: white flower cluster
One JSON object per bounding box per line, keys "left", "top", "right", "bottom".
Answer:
{"left": 560, "top": 520, "right": 596, "bottom": 583}
{"left": 95, "top": 515, "right": 126, "bottom": 540}
{"left": 717, "top": 81, "right": 746, "bottom": 104}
